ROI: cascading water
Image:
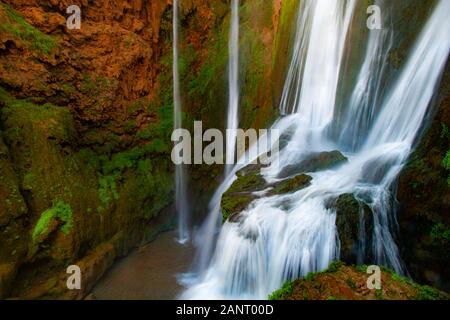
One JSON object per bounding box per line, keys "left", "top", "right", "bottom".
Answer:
{"left": 181, "top": 0, "right": 450, "bottom": 299}
{"left": 173, "top": 0, "right": 190, "bottom": 244}
{"left": 225, "top": 0, "right": 240, "bottom": 176}
{"left": 335, "top": 7, "right": 394, "bottom": 151}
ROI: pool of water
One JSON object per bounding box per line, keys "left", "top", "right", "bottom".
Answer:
{"left": 91, "top": 230, "right": 194, "bottom": 300}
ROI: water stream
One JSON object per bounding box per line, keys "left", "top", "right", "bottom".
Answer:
{"left": 181, "top": 0, "right": 450, "bottom": 299}
{"left": 173, "top": 0, "right": 190, "bottom": 244}
{"left": 225, "top": 0, "right": 240, "bottom": 175}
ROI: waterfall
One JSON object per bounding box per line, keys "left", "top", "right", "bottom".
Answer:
{"left": 225, "top": 0, "right": 240, "bottom": 175}
{"left": 173, "top": 0, "right": 190, "bottom": 244}
{"left": 336, "top": 5, "right": 394, "bottom": 151}
{"left": 181, "top": 0, "right": 450, "bottom": 299}
{"left": 182, "top": 0, "right": 240, "bottom": 271}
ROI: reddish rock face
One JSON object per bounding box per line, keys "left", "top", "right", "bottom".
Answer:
{"left": 0, "top": 0, "right": 173, "bottom": 146}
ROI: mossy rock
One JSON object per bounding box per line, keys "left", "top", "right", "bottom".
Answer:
{"left": 335, "top": 194, "right": 373, "bottom": 265}
{"left": 221, "top": 161, "right": 312, "bottom": 222}
{"left": 278, "top": 150, "right": 348, "bottom": 178}
{"left": 269, "top": 262, "right": 449, "bottom": 300}
{"left": 270, "top": 174, "right": 312, "bottom": 195}
{"left": 0, "top": 263, "right": 16, "bottom": 299}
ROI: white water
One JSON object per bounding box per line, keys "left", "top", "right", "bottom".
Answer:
{"left": 181, "top": 0, "right": 450, "bottom": 299}
{"left": 225, "top": 0, "right": 240, "bottom": 175}
{"left": 173, "top": 0, "right": 190, "bottom": 244}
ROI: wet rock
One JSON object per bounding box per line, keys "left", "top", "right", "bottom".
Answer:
{"left": 335, "top": 194, "right": 373, "bottom": 265}
{"left": 0, "top": 263, "right": 16, "bottom": 299}
{"left": 221, "top": 162, "right": 312, "bottom": 223}
{"left": 278, "top": 150, "right": 348, "bottom": 178}
{"left": 269, "top": 174, "right": 312, "bottom": 196}
{"left": 397, "top": 62, "right": 450, "bottom": 292}
{"left": 221, "top": 193, "right": 255, "bottom": 223}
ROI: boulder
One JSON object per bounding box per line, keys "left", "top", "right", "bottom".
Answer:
{"left": 278, "top": 150, "right": 348, "bottom": 178}
{"left": 221, "top": 162, "right": 312, "bottom": 223}
{"left": 335, "top": 194, "right": 373, "bottom": 265}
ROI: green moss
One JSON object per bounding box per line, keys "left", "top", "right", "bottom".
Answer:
{"left": 80, "top": 74, "right": 116, "bottom": 96}
{"left": 97, "top": 175, "right": 119, "bottom": 213}
{"left": 221, "top": 194, "right": 253, "bottom": 223}
{"left": 355, "top": 264, "right": 369, "bottom": 273}
{"left": 375, "top": 289, "right": 384, "bottom": 300}
{"left": 0, "top": 3, "right": 57, "bottom": 55}
{"left": 346, "top": 278, "right": 357, "bottom": 290}
{"left": 326, "top": 261, "right": 344, "bottom": 273}
{"left": 430, "top": 223, "right": 450, "bottom": 242}
{"left": 124, "top": 120, "right": 137, "bottom": 133}
{"left": 442, "top": 150, "right": 450, "bottom": 185}
{"left": 187, "top": 28, "right": 228, "bottom": 97}
{"left": 271, "top": 174, "right": 312, "bottom": 195}
{"left": 268, "top": 280, "right": 294, "bottom": 300}
{"left": 228, "top": 172, "right": 266, "bottom": 194}
{"left": 23, "top": 171, "right": 34, "bottom": 189}
{"left": 414, "top": 285, "right": 447, "bottom": 300}
{"left": 391, "top": 271, "right": 414, "bottom": 285}
{"left": 32, "top": 200, "right": 73, "bottom": 242}
{"left": 304, "top": 271, "right": 318, "bottom": 281}
{"left": 429, "top": 223, "right": 450, "bottom": 260}
{"left": 384, "top": 266, "right": 448, "bottom": 300}
{"left": 440, "top": 123, "right": 450, "bottom": 139}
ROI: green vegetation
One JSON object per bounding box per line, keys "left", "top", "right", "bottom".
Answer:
{"left": 269, "top": 262, "right": 448, "bottom": 300}
{"left": 355, "top": 264, "right": 369, "bottom": 273}
{"left": 346, "top": 277, "right": 357, "bottom": 290}
{"left": 430, "top": 223, "right": 450, "bottom": 259}
{"left": 80, "top": 74, "right": 117, "bottom": 96}
{"left": 221, "top": 194, "right": 253, "bottom": 223}
{"left": 375, "top": 289, "right": 384, "bottom": 300}
{"left": 440, "top": 123, "right": 450, "bottom": 186}
{"left": 269, "top": 261, "right": 343, "bottom": 300}
{"left": 443, "top": 150, "right": 450, "bottom": 185}
{"left": 384, "top": 266, "right": 448, "bottom": 300}
{"left": 414, "top": 285, "right": 447, "bottom": 300}
{"left": 0, "top": 3, "right": 56, "bottom": 55}
{"left": 268, "top": 280, "right": 294, "bottom": 300}
{"left": 326, "top": 261, "right": 344, "bottom": 273}
{"left": 32, "top": 200, "right": 73, "bottom": 242}
{"left": 431, "top": 223, "right": 450, "bottom": 242}
{"left": 97, "top": 175, "right": 119, "bottom": 213}
{"left": 271, "top": 174, "right": 312, "bottom": 195}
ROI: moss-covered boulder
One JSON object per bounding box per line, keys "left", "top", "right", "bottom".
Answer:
{"left": 278, "top": 150, "right": 348, "bottom": 178}
{"left": 335, "top": 194, "right": 373, "bottom": 265}
{"left": 269, "top": 262, "right": 449, "bottom": 300}
{"left": 221, "top": 163, "right": 312, "bottom": 223}
{"left": 270, "top": 174, "right": 312, "bottom": 195}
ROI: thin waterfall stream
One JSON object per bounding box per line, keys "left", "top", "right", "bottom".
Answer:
{"left": 225, "top": 0, "right": 240, "bottom": 176}
{"left": 173, "top": 0, "right": 190, "bottom": 244}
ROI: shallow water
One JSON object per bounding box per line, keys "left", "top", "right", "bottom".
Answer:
{"left": 92, "top": 231, "right": 193, "bottom": 300}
